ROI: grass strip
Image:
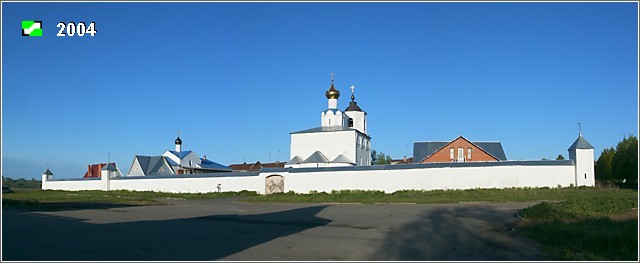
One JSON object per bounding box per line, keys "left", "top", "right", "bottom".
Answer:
{"left": 248, "top": 187, "right": 637, "bottom": 204}
{"left": 2, "top": 189, "right": 258, "bottom": 207}
{"left": 517, "top": 197, "right": 638, "bottom": 261}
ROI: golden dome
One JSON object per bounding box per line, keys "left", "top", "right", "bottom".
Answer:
{"left": 325, "top": 83, "right": 340, "bottom": 99}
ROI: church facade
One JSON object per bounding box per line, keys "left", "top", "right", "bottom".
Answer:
{"left": 287, "top": 77, "right": 371, "bottom": 167}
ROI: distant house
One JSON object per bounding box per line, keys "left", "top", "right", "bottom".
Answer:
{"left": 413, "top": 136, "right": 507, "bottom": 163}
{"left": 228, "top": 161, "right": 285, "bottom": 172}
{"left": 127, "top": 136, "right": 232, "bottom": 176}
{"left": 83, "top": 163, "right": 123, "bottom": 178}
{"left": 390, "top": 157, "right": 413, "bottom": 165}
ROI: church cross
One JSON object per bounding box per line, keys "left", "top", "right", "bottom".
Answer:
{"left": 350, "top": 85, "right": 355, "bottom": 95}
{"left": 578, "top": 123, "right": 582, "bottom": 136}
{"left": 330, "top": 72, "right": 335, "bottom": 83}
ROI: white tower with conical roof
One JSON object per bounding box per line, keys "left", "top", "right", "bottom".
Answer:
{"left": 568, "top": 125, "right": 595, "bottom": 187}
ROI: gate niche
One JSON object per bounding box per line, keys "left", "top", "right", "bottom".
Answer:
{"left": 265, "top": 175, "right": 284, "bottom": 194}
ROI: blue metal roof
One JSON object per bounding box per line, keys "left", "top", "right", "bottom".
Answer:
{"left": 134, "top": 155, "right": 174, "bottom": 175}
{"left": 101, "top": 163, "right": 118, "bottom": 171}
{"left": 200, "top": 158, "right": 232, "bottom": 171}
{"left": 165, "top": 157, "right": 179, "bottom": 166}
{"left": 568, "top": 135, "right": 595, "bottom": 150}
{"left": 168, "top": 150, "right": 193, "bottom": 159}
{"left": 413, "top": 142, "right": 447, "bottom": 163}
{"left": 474, "top": 142, "right": 507, "bottom": 161}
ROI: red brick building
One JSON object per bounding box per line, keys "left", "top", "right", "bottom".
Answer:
{"left": 413, "top": 136, "right": 506, "bottom": 163}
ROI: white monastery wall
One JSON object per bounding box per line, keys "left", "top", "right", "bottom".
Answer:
{"left": 42, "top": 161, "right": 580, "bottom": 194}
{"left": 277, "top": 163, "right": 575, "bottom": 194}
{"left": 109, "top": 175, "right": 262, "bottom": 194}
{"left": 42, "top": 179, "right": 104, "bottom": 191}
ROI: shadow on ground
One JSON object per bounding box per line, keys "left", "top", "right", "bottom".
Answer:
{"left": 370, "top": 204, "right": 550, "bottom": 261}
{"left": 2, "top": 205, "right": 330, "bottom": 261}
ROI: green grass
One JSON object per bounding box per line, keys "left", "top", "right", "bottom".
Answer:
{"left": 517, "top": 197, "right": 638, "bottom": 261}
{"left": 2, "top": 189, "right": 258, "bottom": 207}
{"left": 248, "top": 187, "right": 637, "bottom": 204}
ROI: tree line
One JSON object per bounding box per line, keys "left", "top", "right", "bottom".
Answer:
{"left": 595, "top": 134, "right": 638, "bottom": 184}
{"left": 2, "top": 176, "right": 42, "bottom": 189}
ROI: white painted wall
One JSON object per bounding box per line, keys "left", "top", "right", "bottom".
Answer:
{"left": 43, "top": 179, "right": 104, "bottom": 191}
{"left": 42, "top": 162, "right": 578, "bottom": 195}
{"left": 574, "top": 149, "right": 595, "bottom": 187}
{"left": 289, "top": 162, "right": 353, "bottom": 168}
{"left": 291, "top": 130, "right": 357, "bottom": 163}
{"left": 321, "top": 110, "right": 346, "bottom": 127}
{"left": 345, "top": 110, "right": 366, "bottom": 134}
{"left": 109, "top": 176, "right": 262, "bottom": 194}
{"left": 276, "top": 164, "right": 575, "bottom": 194}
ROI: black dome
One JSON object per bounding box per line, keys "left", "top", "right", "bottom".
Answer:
{"left": 175, "top": 137, "right": 182, "bottom": 145}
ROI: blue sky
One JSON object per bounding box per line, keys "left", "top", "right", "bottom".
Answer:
{"left": 2, "top": 2, "right": 638, "bottom": 180}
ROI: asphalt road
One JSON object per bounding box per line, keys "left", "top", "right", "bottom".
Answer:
{"left": 2, "top": 198, "right": 550, "bottom": 261}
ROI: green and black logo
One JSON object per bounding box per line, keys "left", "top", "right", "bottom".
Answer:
{"left": 22, "top": 20, "right": 42, "bottom": 36}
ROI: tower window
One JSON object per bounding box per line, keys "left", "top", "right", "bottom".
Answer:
{"left": 348, "top": 118, "right": 354, "bottom": 127}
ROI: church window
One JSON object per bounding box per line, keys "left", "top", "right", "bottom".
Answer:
{"left": 329, "top": 119, "right": 331, "bottom": 126}
{"left": 159, "top": 167, "right": 164, "bottom": 172}
{"left": 450, "top": 148, "right": 454, "bottom": 159}
{"left": 458, "top": 148, "right": 464, "bottom": 162}
{"left": 348, "top": 118, "right": 354, "bottom": 127}
{"left": 467, "top": 148, "right": 472, "bottom": 160}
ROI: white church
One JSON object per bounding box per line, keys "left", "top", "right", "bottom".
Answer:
{"left": 287, "top": 76, "right": 371, "bottom": 168}
{"left": 41, "top": 74, "right": 596, "bottom": 194}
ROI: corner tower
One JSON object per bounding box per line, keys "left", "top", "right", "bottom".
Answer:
{"left": 568, "top": 130, "right": 595, "bottom": 187}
